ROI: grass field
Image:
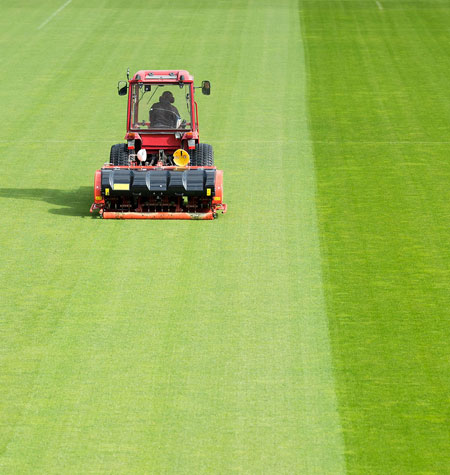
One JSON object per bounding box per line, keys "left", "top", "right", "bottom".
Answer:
{"left": 0, "top": 0, "right": 449, "bottom": 473}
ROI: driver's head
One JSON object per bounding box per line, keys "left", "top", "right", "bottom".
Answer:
{"left": 160, "top": 91, "right": 175, "bottom": 103}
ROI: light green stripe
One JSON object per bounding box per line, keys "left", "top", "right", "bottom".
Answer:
{"left": 284, "top": 1, "right": 347, "bottom": 472}
{"left": 0, "top": 1, "right": 345, "bottom": 472}
{"left": 212, "top": 0, "right": 347, "bottom": 471}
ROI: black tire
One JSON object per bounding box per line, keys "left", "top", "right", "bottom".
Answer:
{"left": 190, "top": 143, "right": 214, "bottom": 167}
{"left": 109, "top": 143, "right": 129, "bottom": 166}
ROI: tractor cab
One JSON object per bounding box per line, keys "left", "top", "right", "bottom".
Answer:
{"left": 118, "top": 70, "right": 210, "bottom": 135}
{"left": 128, "top": 82, "right": 193, "bottom": 131}
{"left": 116, "top": 70, "right": 211, "bottom": 156}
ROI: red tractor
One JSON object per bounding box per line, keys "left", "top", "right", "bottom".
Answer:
{"left": 90, "top": 69, "right": 227, "bottom": 219}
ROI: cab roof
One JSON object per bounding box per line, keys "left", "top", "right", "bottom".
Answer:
{"left": 131, "top": 70, "right": 193, "bottom": 83}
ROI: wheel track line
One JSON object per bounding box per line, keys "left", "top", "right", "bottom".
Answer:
{"left": 37, "top": 0, "right": 72, "bottom": 30}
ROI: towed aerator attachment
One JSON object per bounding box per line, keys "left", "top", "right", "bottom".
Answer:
{"left": 90, "top": 166, "right": 227, "bottom": 219}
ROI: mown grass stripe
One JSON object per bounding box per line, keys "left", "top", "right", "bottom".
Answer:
{"left": 301, "top": 0, "right": 450, "bottom": 472}
{"left": 1, "top": 0, "right": 346, "bottom": 472}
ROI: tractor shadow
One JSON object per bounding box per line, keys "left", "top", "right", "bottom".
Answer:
{"left": 0, "top": 187, "right": 94, "bottom": 217}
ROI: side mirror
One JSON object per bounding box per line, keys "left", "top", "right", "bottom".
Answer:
{"left": 201, "top": 80, "right": 211, "bottom": 95}
{"left": 118, "top": 80, "right": 128, "bottom": 96}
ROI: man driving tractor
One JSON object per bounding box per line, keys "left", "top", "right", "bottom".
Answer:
{"left": 149, "top": 90, "right": 180, "bottom": 128}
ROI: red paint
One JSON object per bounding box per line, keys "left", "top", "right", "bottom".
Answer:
{"left": 132, "top": 70, "right": 194, "bottom": 82}
{"left": 214, "top": 169, "right": 223, "bottom": 204}
{"left": 102, "top": 211, "right": 215, "bottom": 220}
{"left": 94, "top": 169, "right": 104, "bottom": 204}
{"left": 194, "top": 101, "right": 199, "bottom": 131}
{"left": 139, "top": 134, "right": 181, "bottom": 152}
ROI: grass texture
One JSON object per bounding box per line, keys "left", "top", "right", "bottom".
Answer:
{"left": 300, "top": 0, "right": 450, "bottom": 473}
{"left": 0, "top": 0, "right": 448, "bottom": 473}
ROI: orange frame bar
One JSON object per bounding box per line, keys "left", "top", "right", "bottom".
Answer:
{"left": 101, "top": 211, "right": 215, "bottom": 220}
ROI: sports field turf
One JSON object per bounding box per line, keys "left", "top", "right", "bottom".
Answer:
{"left": 0, "top": 0, "right": 449, "bottom": 473}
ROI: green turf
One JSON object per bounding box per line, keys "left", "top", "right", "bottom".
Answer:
{"left": 300, "top": 0, "right": 450, "bottom": 473}
{"left": 0, "top": 1, "right": 344, "bottom": 473}
{"left": 0, "top": 0, "right": 449, "bottom": 473}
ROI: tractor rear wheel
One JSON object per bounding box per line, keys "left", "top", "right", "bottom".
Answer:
{"left": 110, "top": 143, "right": 129, "bottom": 166}
{"left": 190, "top": 143, "right": 214, "bottom": 166}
